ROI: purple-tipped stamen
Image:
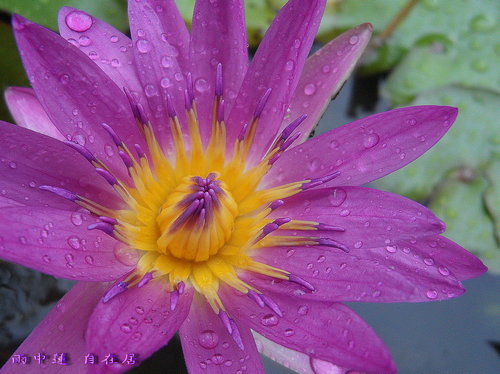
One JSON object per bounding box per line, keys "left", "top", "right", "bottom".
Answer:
{"left": 184, "top": 89, "right": 192, "bottom": 111}
{"left": 99, "top": 216, "right": 118, "bottom": 225}
{"left": 136, "top": 103, "right": 149, "bottom": 125}
{"left": 169, "top": 199, "right": 201, "bottom": 232}
{"left": 229, "top": 319, "right": 245, "bottom": 350}
{"left": 247, "top": 290, "right": 265, "bottom": 308}
{"left": 288, "top": 274, "right": 315, "bottom": 292}
{"left": 166, "top": 94, "right": 177, "bottom": 118}
{"left": 316, "top": 223, "right": 345, "bottom": 232}
{"left": 186, "top": 72, "right": 194, "bottom": 104}
{"left": 218, "top": 310, "right": 232, "bottom": 335}
{"left": 134, "top": 143, "right": 146, "bottom": 159}
{"left": 215, "top": 63, "right": 223, "bottom": 98}
{"left": 137, "top": 272, "right": 154, "bottom": 288}
{"left": 39, "top": 185, "right": 78, "bottom": 201}
{"left": 102, "top": 281, "right": 128, "bottom": 303}
{"left": 316, "top": 238, "right": 349, "bottom": 253}
{"left": 280, "top": 115, "right": 307, "bottom": 141}
{"left": 255, "top": 217, "right": 291, "bottom": 243}
{"left": 254, "top": 88, "right": 272, "bottom": 118}
{"left": 124, "top": 87, "right": 140, "bottom": 119}
{"left": 260, "top": 294, "right": 283, "bottom": 317}
{"left": 301, "top": 171, "right": 341, "bottom": 190}
{"left": 170, "top": 289, "right": 180, "bottom": 311}
{"left": 177, "top": 281, "right": 185, "bottom": 295}
{"left": 269, "top": 200, "right": 284, "bottom": 211}
{"left": 217, "top": 99, "right": 225, "bottom": 123}
{"left": 237, "top": 123, "right": 248, "bottom": 142}
{"left": 118, "top": 150, "right": 134, "bottom": 169}
{"left": 95, "top": 168, "right": 118, "bottom": 186}
{"left": 87, "top": 222, "right": 114, "bottom": 235}
{"left": 101, "top": 122, "right": 122, "bottom": 147}
{"left": 64, "top": 141, "right": 97, "bottom": 163}
{"left": 279, "top": 132, "right": 302, "bottom": 152}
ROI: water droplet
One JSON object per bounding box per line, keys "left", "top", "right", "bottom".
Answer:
{"left": 303, "top": 83, "right": 316, "bottom": 96}
{"left": 328, "top": 188, "right": 347, "bottom": 206}
{"left": 65, "top": 253, "right": 74, "bottom": 263}
{"left": 307, "top": 158, "right": 320, "bottom": 172}
{"left": 160, "top": 77, "right": 172, "bottom": 88}
{"left": 111, "top": 59, "right": 120, "bottom": 68}
{"left": 110, "top": 35, "right": 119, "bottom": 43}
{"left": 70, "top": 212, "right": 83, "bottom": 226}
{"left": 136, "top": 39, "right": 152, "bottom": 53}
{"left": 438, "top": 266, "right": 450, "bottom": 276}
{"left": 195, "top": 78, "right": 209, "bottom": 93}
{"left": 261, "top": 314, "right": 279, "bottom": 326}
{"left": 85, "top": 255, "right": 94, "bottom": 265}
{"left": 78, "top": 35, "right": 91, "bottom": 47}
{"left": 8, "top": 161, "right": 17, "bottom": 169}
{"left": 284, "top": 60, "right": 294, "bottom": 71}
{"left": 161, "top": 56, "right": 173, "bottom": 68}
{"left": 135, "top": 306, "right": 145, "bottom": 314}
{"left": 65, "top": 10, "right": 93, "bottom": 33}
{"left": 354, "top": 241, "right": 363, "bottom": 249}
{"left": 42, "top": 255, "right": 51, "bottom": 263}
{"left": 114, "top": 243, "right": 139, "bottom": 266}
{"left": 212, "top": 354, "right": 224, "bottom": 365}
{"left": 423, "top": 258, "right": 434, "bottom": 266}
{"left": 132, "top": 332, "right": 142, "bottom": 341}
{"left": 317, "top": 255, "right": 326, "bottom": 263}
{"left": 198, "top": 330, "right": 219, "bottom": 349}
{"left": 18, "top": 236, "right": 27, "bottom": 244}
{"left": 426, "top": 289, "right": 438, "bottom": 299}
{"left": 362, "top": 133, "right": 379, "bottom": 148}
{"left": 284, "top": 328, "right": 295, "bottom": 337}
{"left": 120, "top": 323, "right": 132, "bottom": 333}
{"left": 349, "top": 35, "right": 359, "bottom": 45}
{"left": 339, "top": 209, "right": 350, "bottom": 217}
{"left": 322, "top": 65, "right": 331, "bottom": 74}
{"left": 286, "top": 249, "right": 295, "bottom": 257}
{"left": 385, "top": 245, "right": 397, "bottom": 253}
{"left": 67, "top": 236, "right": 81, "bottom": 250}
{"left": 297, "top": 305, "right": 309, "bottom": 315}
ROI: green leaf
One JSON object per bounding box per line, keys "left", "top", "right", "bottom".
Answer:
{"left": 429, "top": 168, "right": 500, "bottom": 274}
{"left": 0, "top": 0, "right": 128, "bottom": 31}
{"left": 372, "top": 86, "right": 500, "bottom": 200}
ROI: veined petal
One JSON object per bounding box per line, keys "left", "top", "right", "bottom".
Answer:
{"left": 4, "top": 87, "right": 63, "bottom": 140}
{"left": 128, "top": 0, "right": 188, "bottom": 150}
{"left": 399, "top": 235, "right": 487, "bottom": 281}
{"left": 222, "top": 289, "right": 396, "bottom": 373}
{"left": 286, "top": 23, "right": 373, "bottom": 144}
{"left": 0, "top": 282, "right": 109, "bottom": 374}
{"left": 0, "top": 121, "right": 119, "bottom": 209}
{"left": 251, "top": 243, "right": 465, "bottom": 303}
{"left": 264, "top": 106, "right": 458, "bottom": 187}
{"left": 86, "top": 280, "right": 193, "bottom": 374}
{"left": 13, "top": 15, "right": 144, "bottom": 181}
{"left": 57, "top": 7, "right": 143, "bottom": 97}
{"left": 227, "top": 0, "right": 326, "bottom": 161}
{"left": 179, "top": 297, "right": 265, "bottom": 374}
{"left": 0, "top": 206, "right": 134, "bottom": 281}
{"left": 253, "top": 333, "right": 353, "bottom": 374}
{"left": 190, "top": 0, "right": 248, "bottom": 141}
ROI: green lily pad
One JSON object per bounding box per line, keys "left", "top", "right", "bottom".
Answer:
{"left": 484, "top": 159, "right": 500, "bottom": 244}
{"left": 321, "top": 0, "right": 499, "bottom": 74}
{"left": 429, "top": 168, "right": 500, "bottom": 274}
{"left": 0, "top": 0, "right": 128, "bottom": 31}
{"left": 373, "top": 86, "right": 500, "bottom": 200}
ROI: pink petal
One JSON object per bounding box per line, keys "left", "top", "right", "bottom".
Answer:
{"left": 179, "top": 298, "right": 265, "bottom": 374}
{"left": 128, "top": 0, "right": 188, "bottom": 150}
{"left": 4, "top": 87, "right": 63, "bottom": 140}
{"left": 0, "top": 121, "right": 119, "bottom": 209}
{"left": 13, "top": 15, "right": 144, "bottom": 181}
{"left": 222, "top": 288, "right": 396, "bottom": 373}
{"left": 86, "top": 280, "right": 193, "bottom": 374}
{"left": 57, "top": 7, "right": 143, "bottom": 97}
{"left": 399, "top": 235, "right": 487, "bottom": 281}
{"left": 254, "top": 333, "right": 353, "bottom": 374}
{"left": 227, "top": 0, "right": 326, "bottom": 162}
{"left": 190, "top": 0, "right": 248, "bottom": 141}
{"left": 272, "top": 186, "right": 446, "bottom": 248}
{"left": 286, "top": 23, "right": 373, "bottom": 144}
{"left": 0, "top": 282, "right": 109, "bottom": 374}
{"left": 251, "top": 242, "right": 465, "bottom": 303}
{"left": 0, "top": 206, "right": 134, "bottom": 281}
{"left": 264, "top": 106, "right": 458, "bottom": 187}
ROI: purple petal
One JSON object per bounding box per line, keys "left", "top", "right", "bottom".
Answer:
{"left": 0, "top": 121, "right": 120, "bottom": 209}
{"left": 264, "top": 106, "right": 458, "bottom": 187}
{"left": 4, "top": 87, "right": 64, "bottom": 140}
{"left": 179, "top": 298, "right": 265, "bottom": 374}
{"left": 58, "top": 7, "right": 143, "bottom": 98}
{"left": 128, "top": 0, "right": 188, "bottom": 149}
{"left": 273, "top": 186, "right": 446, "bottom": 248}
{"left": 0, "top": 282, "right": 109, "bottom": 374}
{"left": 13, "top": 15, "right": 144, "bottom": 181}
{"left": 0, "top": 206, "right": 135, "bottom": 281}
{"left": 399, "top": 235, "right": 487, "bottom": 281}
{"left": 222, "top": 288, "right": 396, "bottom": 373}
{"left": 254, "top": 333, "right": 354, "bottom": 374}
{"left": 286, "top": 23, "right": 373, "bottom": 144}
{"left": 86, "top": 280, "right": 193, "bottom": 373}
{"left": 227, "top": 0, "right": 326, "bottom": 162}
{"left": 190, "top": 0, "right": 248, "bottom": 141}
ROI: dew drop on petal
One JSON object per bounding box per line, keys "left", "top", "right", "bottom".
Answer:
{"left": 284, "top": 60, "right": 294, "bottom": 71}
{"left": 114, "top": 242, "right": 140, "bottom": 266}
{"left": 70, "top": 212, "right": 83, "bottom": 226}
{"left": 120, "top": 323, "right": 132, "bottom": 333}
{"left": 438, "top": 266, "right": 450, "bottom": 276}
{"left": 385, "top": 245, "right": 397, "bottom": 253}
{"left": 42, "top": 255, "right": 51, "bottom": 263}
{"left": 362, "top": 133, "right": 379, "bottom": 148}
{"left": 328, "top": 188, "right": 347, "bottom": 206}
{"left": 195, "top": 78, "right": 209, "bottom": 93}
{"left": 284, "top": 328, "right": 295, "bottom": 337}
{"left": 303, "top": 83, "right": 316, "bottom": 96}
{"left": 67, "top": 236, "right": 81, "bottom": 249}
{"left": 349, "top": 35, "right": 359, "bottom": 45}
{"left": 297, "top": 305, "right": 309, "bottom": 315}
{"left": 198, "top": 330, "right": 219, "bottom": 349}
{"left": 261, "top": 314, "right": 279, "bottom": 326}
{"left": 65, "top": 11, "right": 93, "bottom": 33}
{"left": 136, "top": 39, "right": 152, "bottom": 53}
{"left": 135, "top": 306, "right": 145, "bottom": 314}
{"left": 212, "top": 354, "right": 224, "bottom": 365}
{"left": 426, "top": 289, "right": 438, "bottom": 299}
{"left": 85, "top": 255, "right": 94, "bottom": 265}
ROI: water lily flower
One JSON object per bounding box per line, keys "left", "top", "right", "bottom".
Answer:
{"left": 0, "top": 0, "right": 486, "bottom": 373}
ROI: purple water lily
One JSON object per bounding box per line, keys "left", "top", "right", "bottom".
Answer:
{"left": 0, "top": 0, "right": 486, "bottom": 373}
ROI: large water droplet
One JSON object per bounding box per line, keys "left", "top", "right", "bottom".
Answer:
{"left": 70, "top": 212, "right": 83, "bottom": 226}
{"left": 67, "top": 236, "right": 81, "bottom": 250}
{"left": 114, "top": 242, "right": 140, "bottom": 266}
{"left": 65, "top": 10, "right": 93, "bottom": 33}
{"left": 136, "top": 39, "right": 152, "bottom": 53}
{"left": 261, "top": 314, "right": 279, "bottom": 326}
{"left": 195, "top": 78, "right": 209, "bottom": 93}
{"left": 303, "top": 83, "right": 316, "bottom": 96}
{"left": 362, "top": 133, "right": 379, "bottom": 148}
{"left": 198, "top": 330, "right": 219, "bottom": 349}
{"left": 426, "top": 289, "right": 438, "bottom": 299}
{"left": 328, "top": 188, "right": 347, "bottom": 207}
{"left": 385, "top": 245, "right": 397, "bottom": 253}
